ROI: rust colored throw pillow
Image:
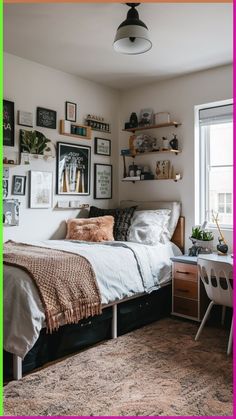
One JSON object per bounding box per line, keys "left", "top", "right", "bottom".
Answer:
{"left": 89, "top": 206, "right": 137, "bottom": 241}
{"left": 66, "top": 216, "right": 114, "bottom": 242}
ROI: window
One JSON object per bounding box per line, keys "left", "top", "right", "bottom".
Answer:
{"left": 195, "top": 101, "right": 233, "bottom": 229}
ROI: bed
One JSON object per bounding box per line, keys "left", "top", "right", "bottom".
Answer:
{"left": 4, "top": 201, "right": 185, "bottom": 380}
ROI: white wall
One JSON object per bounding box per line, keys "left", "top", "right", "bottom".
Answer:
{"left": 119, "top": 65, "right": 233, "bottom": 251}
{"left": 4, "top": 53, "right": 120, "bottom": 241}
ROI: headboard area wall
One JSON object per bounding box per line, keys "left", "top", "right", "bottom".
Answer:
{"left": 120, "top": 200, "right": 185, "bottom": 253}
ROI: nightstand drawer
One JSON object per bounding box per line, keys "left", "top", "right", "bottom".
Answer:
{"left": 174, "top": 262, "right": 197, "bottom": 282}
{"left": 174, "top": 278, "right": 198, "bottom": 300}
{"left": 173, "top": 296, "right": 198, "bottom": 318}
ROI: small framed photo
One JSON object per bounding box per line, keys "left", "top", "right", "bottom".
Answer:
{"left": 94, "top": 164, "right": 112, "bottom": 199}
{"left": 3, "top": 179, "right": 9, "bottom": 199}
{"left": 18, "top": 110, "right": 33, "bottom": 127}
{"left": 36, "top": 107, "right": 57, "bottom": 129}
{"left": 95, "top": 137, "right": 111, "bottom": 156}
{"left": 12, "top": 175, "right": 26, "bottom": 195}
{"left": 65, "top": 101, "right": 77, "bottom": 122}
{"left": 3, "top": 199, "right": 19, "bottom": 226}
{"left": 156, "top": 160, "right": 170, "bottom": 179}
{"left": 29, "top": 171, "right": 53, "bottom": 208}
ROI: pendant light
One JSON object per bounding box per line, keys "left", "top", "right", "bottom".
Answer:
{"left": 113, "top": 3, "right": 152, "bottom": 55}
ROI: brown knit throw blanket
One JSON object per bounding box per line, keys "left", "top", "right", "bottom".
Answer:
{"left": 4, "top": 241, "right": 102, "bottom": 332}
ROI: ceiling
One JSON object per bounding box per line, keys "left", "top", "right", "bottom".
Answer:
{"left": 4, "top": 3, "right": 232, "bottom": 90}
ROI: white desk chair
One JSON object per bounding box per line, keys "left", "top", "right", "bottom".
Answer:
{"left": 195, "top": 257, "right": 233, "bottom": 355}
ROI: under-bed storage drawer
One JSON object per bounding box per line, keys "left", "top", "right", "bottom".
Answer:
{"left": 54, "top": 307, "right": 112, "bottom": 358}
{"left": 118, "top": 285, "right": 171, "bottom": 335}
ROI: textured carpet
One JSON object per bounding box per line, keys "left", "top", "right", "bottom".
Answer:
{"left": 4, "top": 318, "right": 232, "bottom": 416}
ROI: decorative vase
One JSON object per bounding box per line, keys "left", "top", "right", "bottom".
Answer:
{"left": 129, "top": 112, "right": 138, "bottom": 127}
{"left": 169, "top": 134, "right": 178, "bottom": 150}
{"left": 217, "top": 239, "right": 228, "bottom": 255}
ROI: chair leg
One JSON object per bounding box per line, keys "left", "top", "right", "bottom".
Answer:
{"left": 227, "top": 317, "right": 233, "bottom": 355}
{"left": 195, "top": 301, "right": 214, "bottom": 341}
{"left": 221, "top": 306, "right": 226, "bottom": 326}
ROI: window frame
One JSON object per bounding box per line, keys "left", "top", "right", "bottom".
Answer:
{"left": 194, "top": 99, "right": 233, "bottom": 230}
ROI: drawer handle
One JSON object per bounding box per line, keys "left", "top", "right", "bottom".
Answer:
{"left": 176, "top": 270, "right": 190, "bottom": 275}
{"left": 176, "top": 288, "right": 189, "bottom": 293}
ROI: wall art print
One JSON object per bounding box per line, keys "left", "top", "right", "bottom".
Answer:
{"left": 94, "top": 163, "right": 112, "bottom": 199}
{"left": 3, "top": 100, "right": 15, "bottom": 146}
{"left": 56, "top": 142, "right": 91, "bottom": 195}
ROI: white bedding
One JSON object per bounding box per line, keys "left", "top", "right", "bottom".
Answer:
{"left": 4, "top": 239, "right": 181, "bottom": 358}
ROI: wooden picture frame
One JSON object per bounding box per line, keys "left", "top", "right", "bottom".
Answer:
{"left": 12, "top": 175, "right": 26, "bottom": 196}
{"left": 56, "top": 142, "right": 91, "bottom": 195}
{"left": 65, "top": 101, "right": 77, "bottom": 122}
{"left": 94, "top": 163, "right": 112, "bottom": 199}
{"left": 36, "top": 107, "right": 57, "bottom": 129}
{"left": 95, "top": 137, "right": 111, "bottom": 156}
{"left": 29, "top": 171, "right": 53, "bottom": 208}
{"left": 3, "top": 100, "right": 15, "bottom": 147}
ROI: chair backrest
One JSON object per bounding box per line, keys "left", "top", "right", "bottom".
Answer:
{"left": 198, "top": 258, "right": 233, "bottom": 307}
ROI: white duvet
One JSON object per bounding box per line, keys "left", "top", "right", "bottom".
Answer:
{"left": 4, "top": 239, "right": 181, "bottom": 358}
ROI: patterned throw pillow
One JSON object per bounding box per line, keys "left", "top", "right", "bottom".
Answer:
{"left": 89, "top": 206, "right": 137, "bottom": 241}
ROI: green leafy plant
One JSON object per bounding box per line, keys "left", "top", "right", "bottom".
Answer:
{"left": 191, "top": 226, "right": 214, "bottom": 241}
{"left": 21, "top": 130, "right": 51, "bottom": 155}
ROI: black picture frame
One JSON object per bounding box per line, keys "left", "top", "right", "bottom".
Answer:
{"left": 94, "top": 163, "right": 112, "bottom": 199}
{"left": 36, "top": 107, "right": 57, "bottom": 129}
{"left": 12, "top": 175, "right": 26, "bottom": 196}
{"left": 65, "top": 101, "right": 77, "bottom": 122}
{"left": 3, "top": 100, "right": 15, "bottom": 147}
{"left": 56, "top": 142, "right": 91, "bottom": 195}
{"left": 95, "top": 137, "right": 111, "bottom": 156}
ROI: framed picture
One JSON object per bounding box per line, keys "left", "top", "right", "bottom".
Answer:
{"left": 36, "top": 107, "right": 57, "bottom": 129}
{"left": 95, "top": 137, "right": 111, "bottom": 156}
{"left": 3, "top": 100, "right": 15, "bottom": 146}
{"left": 94, "top": 164, "right": 112, "bottom": 199}
{"left": 65, "top": 101, "right": 77, "bottom": 122}
{"left": 29, "top": 171, "right": 53, "bottom": 208}
{"left": 56, "top": 142, "right": 91, "bottom": 195}
{"left": 12, "top": 175, "right": 26, "bottom": 196}
{"left": 3, "top": 179, "right": 8, "bottom": 199}
{"left": 18, "top": 110, "right": 33, "bottom": 127}
{"left": 3, "top": 199, "right": 19, "bottom": 226}
{"left": 156, "top": 160, "right": 170, "bottom": 179}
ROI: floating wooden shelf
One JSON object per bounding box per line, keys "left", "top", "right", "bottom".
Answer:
{"left": 121, "top": 149, "right": 181, "bottom": 157}
{"left": 122, "top": 177, "right": 182, "bottom": 183}
{"left": 54, "top": 203, "right": 89, "bottom": 210}
{"left": 90, "top": 127, "right": 111, "bottom": 134}
{"left": 122, "top": 121, "right": 182, "bottom": 133}
{"left": 3, "top": 163, "right": 19, "bottom": 167}
{"left": 60, "top": 120, "right": 91, "bottom": 140}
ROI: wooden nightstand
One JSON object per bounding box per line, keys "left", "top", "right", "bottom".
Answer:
{"left": 171, "top": 255, "right": 209, "bottom": 322}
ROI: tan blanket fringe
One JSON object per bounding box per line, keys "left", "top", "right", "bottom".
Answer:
{"left": 4, "top": 241, "right": 102, "bottom": 332}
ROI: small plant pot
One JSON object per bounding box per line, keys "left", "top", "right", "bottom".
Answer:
{"left": 190, "top": 237, "right": 214, "bottom": 252}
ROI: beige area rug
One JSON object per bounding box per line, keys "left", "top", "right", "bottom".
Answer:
{"left": 4, "top": 318, "right": 232, "bottom": 416}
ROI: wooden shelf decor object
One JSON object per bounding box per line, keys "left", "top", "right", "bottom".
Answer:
{"left": 122, "top": 121, "right": 181, "bottom": 133}
{"left": 60, "top": 120, "right": 91, "bottom": 140}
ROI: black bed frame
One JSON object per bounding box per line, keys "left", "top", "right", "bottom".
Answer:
{"left": 4, "top": 285, "right": 171, "bottom": 380}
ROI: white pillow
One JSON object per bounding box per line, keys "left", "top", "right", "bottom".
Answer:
{"left": 127, "top": 209, "right": 171, "bottom": 245}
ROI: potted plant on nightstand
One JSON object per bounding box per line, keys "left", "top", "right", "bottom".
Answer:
{"left": 189, "top": 226, "right": 214, "bottom": 255}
